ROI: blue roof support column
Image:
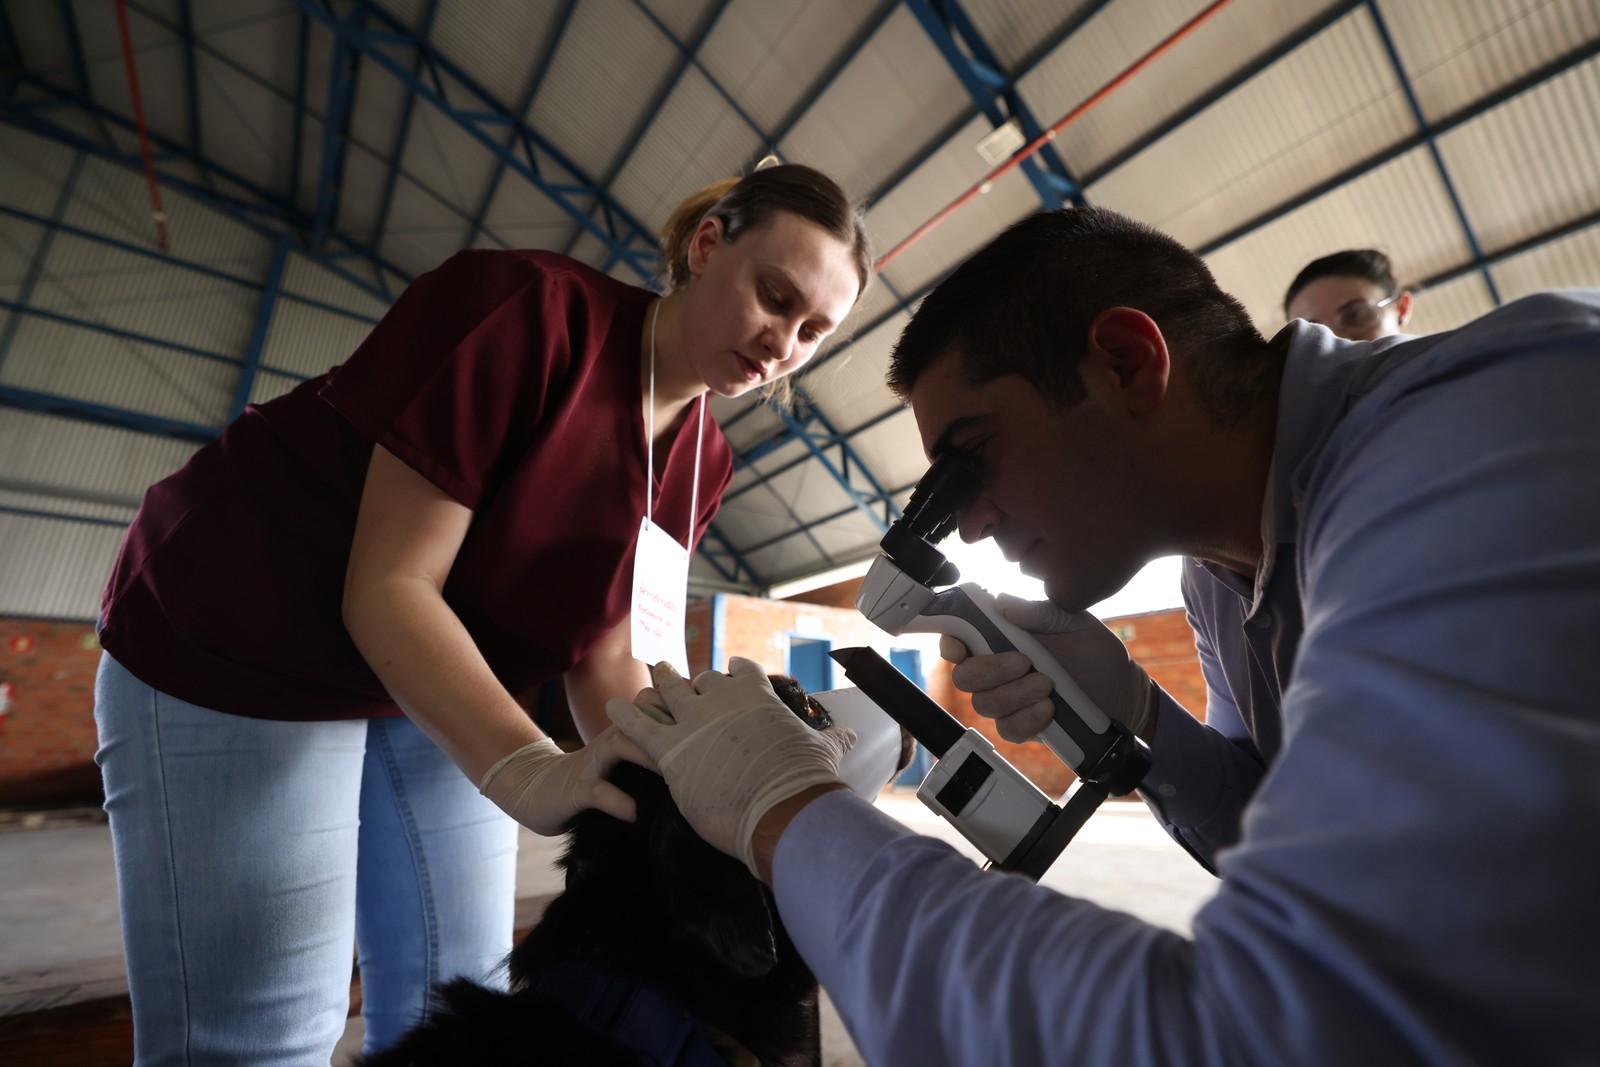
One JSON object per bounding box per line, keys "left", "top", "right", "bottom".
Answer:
{"left": 1196, "top": 34, "right": 1600, "bottom": 258}
{"left": 1365, "top": 0, "right": 1500, "bottom": 303}
{"left": 290, "top": 10, "right": 310, "bottom": 218}
{"left": 701, "top": 525, "right": 763, "bottom": 587}
{"left": 771, "top": 402, "right": 894, "bottom": 535}
{"left": 1, "top": 97, "right": 403, "bottom": 303}
{"left": 291, "top": 0, "right": 662, "bottom": 282}
{"left": 1081, "top": 0, "right": 1363, "bottom": 186}
{"left": 572, "top": 0, "right": 737, "bottom": 263}
{"left": 0, "top": 2, "right": 19, "bottom": 102}
{"left": 0, "top": 150, "right": 82, "bottom": 373}
{"left": 0, "top": 385, "right": 219, "bottom": 443}
{"left": 312, "top": 4, "right": 366, "bottom": 250}
{"left": 176, "top": 0, "right": 210, "bottom": 193}
{"left": 463, "top": 0, "right": 578, "bottom": 250}
{"left": 0, "top": 203, "right": 379, "bottom": 326}
{"left": 753, "top": 0, "right": 900, "bottom": 167}
{"left": 904, "top": 0, "right": 1084, "bottom": 209}
{"left": 230, "top": 235, "right": 291, "bottom": 422}
{"left": 369, "top": 0, "right": 443, "bottom": 272}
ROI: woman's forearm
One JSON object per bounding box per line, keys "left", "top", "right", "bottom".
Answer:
{"left": 345, "top": 574, "right": 543, "bottom": 783}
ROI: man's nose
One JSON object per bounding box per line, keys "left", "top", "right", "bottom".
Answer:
{"left": 956, "top": 494, "right": 1000, "bottom": 544}
{"left": 762, "top": 320, "right": 801, "bottom": 362}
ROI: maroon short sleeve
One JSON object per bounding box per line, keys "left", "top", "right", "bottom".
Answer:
{"left": 317, "top": 251, "right": 569, "bottom": 509}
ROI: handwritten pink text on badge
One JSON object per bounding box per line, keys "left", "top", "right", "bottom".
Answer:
{"left": 631, "top": 515, "right": 690, "bottom": 675}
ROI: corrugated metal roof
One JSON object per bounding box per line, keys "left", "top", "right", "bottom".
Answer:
{"left": 2, "top": 0, "right": 1597, "bottom": 614}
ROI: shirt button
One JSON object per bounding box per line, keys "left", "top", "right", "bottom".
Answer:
{"left": 1157, "top": 783, "right": 1177, "bottom": 798}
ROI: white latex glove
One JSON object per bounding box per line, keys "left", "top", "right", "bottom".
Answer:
{"left": 604, "top": 657, "right": 855, "bottom": 877}
{"left": 942, "top": 593, "right": 1153, "bottom": 744}
{"left": 477, "top": 726, "right": 652, "bottom": 836}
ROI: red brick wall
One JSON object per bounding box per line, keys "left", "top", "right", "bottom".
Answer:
{"left": 0, "top": 619, "right": 104, "bottom": 806}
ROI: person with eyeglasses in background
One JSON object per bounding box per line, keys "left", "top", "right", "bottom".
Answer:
{"left": 1284, "top": 248, "right": 1413, "bottom": 340}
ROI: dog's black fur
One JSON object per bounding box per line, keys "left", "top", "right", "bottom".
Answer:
{"left": 359, "top": 675, "right": 906, "bottom": 1067}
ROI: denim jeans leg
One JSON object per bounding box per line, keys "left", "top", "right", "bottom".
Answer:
{"left": 354, "top": 715, "right": 519, "bottom": 1055}
{"left": 94, "top": 652, "right": 368, "bottom": 1067}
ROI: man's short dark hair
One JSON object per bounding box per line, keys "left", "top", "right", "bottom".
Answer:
{"left": 1283, "top": 248, "right": 1400, "bottom": 316}
{"left": 887, "top": 207, "right": 1277, "bottom": 429}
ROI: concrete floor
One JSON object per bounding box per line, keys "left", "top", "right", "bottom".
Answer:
{"left": 2, "top": 791, "right": 1219, "bottom": 1065}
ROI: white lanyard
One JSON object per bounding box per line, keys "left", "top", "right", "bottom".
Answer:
{"left": 645, "top": 299, "right": 706, "bottom": 540}
{"left": 632, "top": 299, "right": 704, "bottom": 674}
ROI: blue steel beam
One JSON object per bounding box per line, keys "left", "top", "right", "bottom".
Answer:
{"left": 627, "top": 0, "right": 765, "bottom": 143}
{"left": 0, "top": 1, "right": 22, "bottom": 101}
{"left": 0, "top": 297, "right": 254, "bottom": 371}
{"left": 290, "top": 10, "right": 309, "bottom": 216}
{"left": 369, "top": 0, "right": 442, "bottom": 264}
{"left": 0, "top": 151, "right": 82, "bottom": 373}
{"left": 754, "top": 0, "right": 900, "bottom": 166}
{"left": 312, "top": 4, "right": 365, "bottom": 249}
{"left": 290, "top": 0, "right": 662, "bottom": 282}
{"left": 1415, "top": 207, "right": 1600, "bottom": 293}
{"left": 0, "top": 202, "right": 380, "bottom": 326}
{"left": 230, "top": 236, "right": 291, "bottom": 422}
{"left": 725, "top": 402, "right": 907, "bottom": 505}
{"left": 905, "top": 0, "right": 1083, "bottom": 209}
{"left": 700, "top": 525, "right": 762, "bottom": 587}
{"left": 1080, "top": 0, "right": 1363, "bottom": 186}
{"left": 3, "top": 87, "right": 407, "bottom": 302}
{"left": 569, "top": 0, "right": 737, "bottom": 265}
{"left": 463, "top": 0, "right": 578, "bottom": 250}
{"left": 176, "top": 0, "right": 206, "bottom": 190}
{"left": 49, "top": 1, "right": 537, "bottom": 282}
{"left": 1365, "top": 0, "right": 1500, "bottom": 303}
{"left": 0, "top": 504, "right": 130, "bottom": 529}
{"left": 1195, "top": 33, "right": 1600, "bottom": 258}
{"left": 769, "top": 402, "right": 893, "bottom": 535}
{"left": 58, "top": 0, "right": 114, "bottom": 146}
{"left": 0, "top": 385, "right": 219, "bottom": 443}
{"left": 737, "top": 481, "right": 912, "bottom": 558}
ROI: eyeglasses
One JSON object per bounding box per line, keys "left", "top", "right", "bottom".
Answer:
{"left": 1332, "top": 293, "right": 1403, "bottom": 335}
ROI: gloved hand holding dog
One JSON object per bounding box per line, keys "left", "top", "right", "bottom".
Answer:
{"left": 943, "top": 593, "right": 1156, "bottom": 743}
{"left": 478, "top": 727, "right": 650, "bottom": 835}
{"left": 606, "top": 657, "right": 856, "bottom": 877}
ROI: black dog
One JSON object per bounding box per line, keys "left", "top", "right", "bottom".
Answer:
{"left": 360, "top": 675, "right": 908, "bottom": 1067}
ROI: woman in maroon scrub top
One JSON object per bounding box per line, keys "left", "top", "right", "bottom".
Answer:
{"left": 93, "top": 164, "right": 872, "bottom": 1064}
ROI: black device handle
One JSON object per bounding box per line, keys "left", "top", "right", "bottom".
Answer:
{"left": 829, "top": 647, "right": 963, "bottom": 758}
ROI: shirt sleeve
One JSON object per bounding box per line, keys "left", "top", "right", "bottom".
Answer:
{"left": 318, "top": 250, "right": 569, "bottom": 510}
{"left": 1137, "top": 569, "right": 1266, "bottom": 870}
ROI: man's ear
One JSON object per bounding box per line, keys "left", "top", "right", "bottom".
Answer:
{"left": 1395, "top": 291, "right": 1413, "bottom": 328}
{"left": 685, "top": 215, "right": 726, "bottom": 280}
{"left": 1084, "top": 307, "right": 1170, "bottom": 416}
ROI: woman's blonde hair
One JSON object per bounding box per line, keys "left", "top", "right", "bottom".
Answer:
{"left": 659, "top": 164, "right": 872, "bottom": 409}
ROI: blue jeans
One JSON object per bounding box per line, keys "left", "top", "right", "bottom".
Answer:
{"left": 94, "top": 653, "right": 519, "bottom": 1065}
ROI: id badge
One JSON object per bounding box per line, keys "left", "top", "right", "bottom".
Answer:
{"left": 630, "top": 516, "right": 691, "bottom": 675}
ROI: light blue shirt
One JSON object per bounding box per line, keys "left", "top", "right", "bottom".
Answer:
{"left": 773, "top": 293, "right": 1600, "bottom": 1066}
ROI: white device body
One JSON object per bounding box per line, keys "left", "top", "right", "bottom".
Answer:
{"left": 856, "top": 555, "right": 1112, "bottom": 773}
{"left": 918, "top": 729, "right": 1055, "bottom": 866}
{"left": 809, "top": 686, "right": 909, "bottom": 799}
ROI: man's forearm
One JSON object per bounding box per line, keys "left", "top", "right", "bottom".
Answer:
{"left": 752, "top": 782, "right": 850, "bottom": 883}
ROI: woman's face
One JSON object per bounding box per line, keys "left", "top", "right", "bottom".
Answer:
{"left": 680, "top": 211, "right": 862, "bottom": 398}
{"left": 1286, "top": 274, "right": 1411, "bottom": 341}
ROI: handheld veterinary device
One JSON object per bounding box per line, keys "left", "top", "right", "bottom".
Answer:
{"left": 842, "top": 450, "right": 1154, "bottom": 878}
